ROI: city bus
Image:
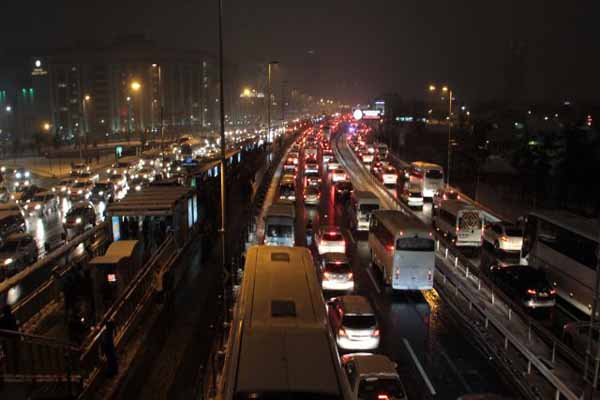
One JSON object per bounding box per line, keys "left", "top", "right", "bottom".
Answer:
{"left": 521, "top": 210, "right": 598, "bottom": 316}
{"left": 263, "top": 201, "right": 296, "bottom": 247}
{"left": 434, "top": 199, "right": 482, "bottom": 249}
{"left": 409, "top": 161, "right": 444, "bottom": 198}
{"left": 218, "top": 246, "right": 352, "bottom": 400}
{"left": 348, "top": 191, "right": 380, "bottom": 232}
{"left": 369, "top": 210, "right": 434, "bottom": 291}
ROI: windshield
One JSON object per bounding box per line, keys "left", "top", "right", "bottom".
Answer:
{"left": 324, "top": 262, "right": 351, "bottom": 273}
{"left": 266, "top": 224, "right": 293, "bottom": 238}
{"left": 397, "top": 237, "right": 434, "bottom": 251}
{"left": 358, "top": 378, "right": 406, "bottom": 400}
{"left": 342, "top": 315, "right": 376, "bottom": 329}
{"left": 426, "top": 170, "right": 443, "bottom": 179}
{"left": 359, "top": 204, "right": 379, "bottom": 214}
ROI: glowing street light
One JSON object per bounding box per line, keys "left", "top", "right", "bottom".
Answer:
{"left": 242, "top": 87, "right": 252, "bottom": 97}
{"left": 428, "top": 84, "right": 436, "bottom": 92}
{"left": 84, "top": 95, "right": 91, "bottom": 102}
{"left": 43, "top": 122, "right": 51, "bottom": 131}
{"left": 5, "top": 106, "right": 11, "bottom": 112}
{"left": 130, "top": 81, "right": 141, "bottom": 91}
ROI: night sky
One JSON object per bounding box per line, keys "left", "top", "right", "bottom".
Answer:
{"left": 2, "top": 0, "right": 598, "bottom": 103}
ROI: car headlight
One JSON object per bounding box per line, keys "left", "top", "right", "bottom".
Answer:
{"left": 75, "top": 217, "right": 82, "bottom": 224}
{"left": 61, "top": 187, "right": 66, "bottom": 192}
{"left": 15, "top": 173, "right": 21, "bottom": 178}
{"left": 135, "top": 185, "right": 142, "bottom": 191}
{"left": 77, "top": 190, "right": 83, "bottom": 194}
{"left": 4, "top": 258, "right": 13, "bottom": 265}
{"left": 25, "top": 172, "right": 30, "bottom": 177}
{"left": 99, "top": 191, "right": 104, "bottom": 196}
{"left": 35, "top": 204, "right": 42, "bottom": 210}
{"left": 24, "top": 204, "right": 28, "bottom": 209}
{"left": 62, "top": 217, "right": 66, "bottom": 223}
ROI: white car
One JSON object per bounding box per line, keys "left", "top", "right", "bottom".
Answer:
{"left": 331, "top": 168, "right": 347, "bottom": 183}
{"left": 305, "top": 162, "right": 319, "bottom": 174}
{"left": 23, "top": 192, "right": 58, "bottom": 217}
{"left": 328, "top": 159, "right": 340, "bottom": 171}
{"left": 327, "top": 296, "right": 380, "bottom": 351}
{"left": 482, "top": 222, "right": 523, "bottom": 252}
{"left": 320, "top": 253, "right": 354, "bottom": 291}
{"left": 400, "top": 184, "right": 423, "bottom": 209}
{"left": 68, "top": 180, "right": 94, "bottom": 201}
{"left": 341, "top": 353, "right": 407, "bottom": 400}
{"left": 316, "top": 226, "right": 346, "bottom": 255}
{"left": 381, "top": 166, "right": 398, "bottom": 186}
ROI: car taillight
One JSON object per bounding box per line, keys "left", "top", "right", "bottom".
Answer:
{"left": 527, "top": 289, "right": 537, "bottom": 295}
{"left": 347, "top": 272, "right": 353, "bottom": 279}
{"left": 372, "top": 329, "right": 380, "bottom": 337}
{"left": 338, "top": 328, "right": 347, "bottom": 337}
{"left": 386, "top": 244, "right": 394, "bottom": 252}
{"left": 323, "top": 272, "right": 331, "bottom": 279}
{"left": 377, "top": 395, "right": 390, "bottom": 400}
{"left": 550, "top": 288, "right": 557, "bottom": 295}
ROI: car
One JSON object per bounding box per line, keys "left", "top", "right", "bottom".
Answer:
{"left": 13, "top": 167, "right": 31, "bottom": 182}
{"left": 70, "top": 163, "right": 90, "bottom": 176}
{"left": 56, "top": 178, "right": 76, "bottom": 196}
{"left": 400, "top": 183, "right": 423, "bottom": 209}
{"left": 315, "top": 225, "right": 346, "bottom": 255}
{"left": 109, "top": 173, "right": 128, "bottom": 190}
{"left": 138, "top": 167, "right": 156, "bottom": 182}
{"left": 327, "top": 295, "right": 380, "bottom": 350}
{"left": 322, "top": 149, "right": 334, "bottom": 163}
{"left": 332, "top": 168, "right": 347, "bottom": 183}
{"left": 90, "top": 182, "right": 114, "bottom": 202}
{"left": 68, "top": 180, "right": 94, "bottom": 201}
{"left": 305, "top": 162, "right": 319, "bottom": 174}
{"left": 0, "top": 212, "right": 26, "bottom": 239}
{"left": 341, "top": 353, "right": 407, "bottom": 400}
{"left": 287, "top": 152, "right": 300, "bottom": 165}
{"left": 320, "top": 253, "right": 354, "bottom": 291}
{"left": 328, "top": 158, "right": 340, "bottom": 171}
{"left": 12, "top": 185, "right": 45, "bottom": 204}
{"left": 380, "top": 166, "right": 398, "bottom": 186}
{"left": 303, "top": 185, "right": 321, "bottom": 206}
{"left": 304, "top": 171, "right": 321, "bottom": 188}
{"left": 482, "top": 222, "right": 523, "bottom": 253}
{"left": 433, "top": 188, "right": 460, "bottom": 209}
{"left": 23, "top": 191, "right": 58, "bottom": 217}
{"left": 370, "top": 161, "right": 384, "bottom": 176}
{"left": 63, "top": 202, "right": 96, "bottom": 230}
{"left": 334, "top": 181, "right": 354, "bottom": 200}
{"left": 0, "top": 232, "right": 38, "bottom": 267}
{"left": 563, "top": 322, "right": 600, "bottom": 356}
{"left": 129, "top": 177, "right": 146, "bottom": 192}
{"left": 283, "top": 163, "right": 297, "bottom": 177}
{"left": 488, "top": 264, "right": 556, "bottom": 309}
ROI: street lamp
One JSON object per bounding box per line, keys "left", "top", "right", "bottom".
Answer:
{"left": 428, "top": 83, "right": 454, "bottom": 186}
{"left": 267, "top": 61, "right": 279, "bottom": 144}
{"left": 43, "top": 122, "right": 51, "bottom": 131}
{"left": 130, "top": 81, "right": 141, "bottom": 92}
{"left": 81, "top": 95, "right": 91, "bottom": 161}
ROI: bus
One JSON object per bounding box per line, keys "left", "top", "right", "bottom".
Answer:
{"left": 522, "top": 210, "right": 598, "bottom": 316}
{"left": 434, "top": 199, "right": 482, "bottom": 249}
{"left": 278, "top": 175, "right": 296, "bottom": 201}
{"left": 369, "top": 210, "right": 435, "bottom": 291}
{"left": 218, "top": 246, "right": 352, "bottom": 400}
{"left": 349, "top": 191, "right": 380, "bottom": 232}
{"left": 264, "top": 202, "right": 296, "bottom": 247}
{"left": 409, "top": 161, "right": 444, "bottom": 198}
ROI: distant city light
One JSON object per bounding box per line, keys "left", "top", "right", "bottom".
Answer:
{"left": 5, "top": 106, "right": 11, "bottom": 112}
{"left": 35, "top": 59, "right": 41, "bottom": 68}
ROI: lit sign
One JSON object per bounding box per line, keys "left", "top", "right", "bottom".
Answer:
{"left": 112, "top": 216, "right": 121, "bottom": 241}
{"left": 362, "top": 110, "right": 381, "bottom": 119}
{"left": 32, "top": 59, "right": 47, "bottom": 76}
{"left": 353, "top": 109, "right": 363, "bottom": 120}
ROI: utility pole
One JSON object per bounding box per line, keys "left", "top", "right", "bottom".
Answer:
{"left": 447, "top": 89, "right": 453, "bottom": 187}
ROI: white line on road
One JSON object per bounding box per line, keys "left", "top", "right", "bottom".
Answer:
{"left": 403, "top": 338, "right": 437, "bottom": 396}
{"left": 366, "top": 267, "right": 381, "bottom": 294}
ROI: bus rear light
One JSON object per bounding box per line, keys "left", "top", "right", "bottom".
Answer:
{"left": 428, "top": 271, "right": 433, "bottom": 281}
{"left": 386, "top": 244, "right": 394, "bottom": 252}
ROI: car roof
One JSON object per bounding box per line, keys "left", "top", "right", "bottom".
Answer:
{"left": 346, "top": 354, "right": 398, "bottom": 377}
{"left": 322, "top": 253, "right": 349, "bottom": 263}
{"left": 339, "top": 295, "right": 374, "bottom": 315}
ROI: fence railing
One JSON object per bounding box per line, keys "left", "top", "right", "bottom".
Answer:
{"left": 336, "top": 133, "right": 589, "bottom": 399}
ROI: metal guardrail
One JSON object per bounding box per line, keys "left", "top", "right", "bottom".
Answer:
{"left": 9, "top": 224, "right": 110, "bottom": 332}
{"left": 335, "top": 133, "right": 589, "bottom": 399}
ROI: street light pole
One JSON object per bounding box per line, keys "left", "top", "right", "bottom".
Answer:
{"left": 81, "top": 95, "right": 90, "bottom": 162}
{"left": 447, "top": 88, "right": 453, "bottom": 187}
{"left": 266, "top": 61, "right": 279, "bottom": 146}
{"left": 217, "top": 0, "right": 229, "bottom": 321}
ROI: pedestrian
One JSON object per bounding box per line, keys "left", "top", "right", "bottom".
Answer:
{"left": 0, "top": 304, "right": 18, "bottom": 332}
{"left": 101, "top": 320, "right": 118, "bottom": 377}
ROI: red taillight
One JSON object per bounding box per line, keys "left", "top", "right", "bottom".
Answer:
{"left": 377, "top": 395, "right": 390, "bottom": 400}
{"left": 527, "top": 289, "right": 537, "bottom": 295}
{"left": 386, "top": 244, "right": 394, "bottom": 252}
{"left": 550, "top": 288, "right": 557, "bottom": 295}
{"left": 372, "top": 329, "right": 380, "bottom": 337}
{"left": 338, "top": 328, "right": 347, "bottom": 337}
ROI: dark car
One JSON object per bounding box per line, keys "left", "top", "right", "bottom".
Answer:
{"left": 334, "top": 181, "right": 354, "bottom": 201}
{"left": 90, "top": 182, "right": 114, "bottom": 202}
{"left": 64, "top": 202, "right": 96, "bottom": 230}
{"left": 489, "top": 265, "right": 556, "bottom": 309}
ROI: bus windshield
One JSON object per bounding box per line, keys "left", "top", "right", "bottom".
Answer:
{"left": 426, "top": 170, "right": 443, "bottom": 179}
{"left": 396, "top": 237, "right": 434, "bottom": 251}
{"left": 266, "top": 224, "right": 293, "bottom": 238}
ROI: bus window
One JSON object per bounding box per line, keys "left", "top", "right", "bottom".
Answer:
{"left": 396, "top": 237, "right": 434, "bottom": 251}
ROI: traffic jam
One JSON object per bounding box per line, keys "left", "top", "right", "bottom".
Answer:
{"left": 0, "top": 138, "right": 203, "bottom": 282}
{"left": 258, "top": 111, "right": 583, "bottom": 399}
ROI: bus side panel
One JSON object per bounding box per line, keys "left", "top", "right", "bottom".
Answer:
{"left": 368, "top": 233, "right": 393, "bottom": 284}
{"left": 392, "top": 251, "right": 434, "bottom": 291}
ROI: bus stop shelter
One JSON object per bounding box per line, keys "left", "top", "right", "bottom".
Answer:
{"left": 106, "top": 186, "right": 198, "bottom": 249}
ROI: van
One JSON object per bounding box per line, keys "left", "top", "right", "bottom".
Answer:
{"left": 349, "top": 191, "right": 380, "bottom": 231}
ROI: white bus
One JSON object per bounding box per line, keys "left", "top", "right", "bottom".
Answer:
{"left": 369, "top": 210, "right": 434, "bottom": 291}
{"left": 218, "top": 246, "right": 352, "bottom": 400}
{"left": 409, "top": 161, "right": 444, "bottom": 198}
{"left": 434, "top": 199, "right": 482, "bottom": 248}
{"left": 264, "top": 202, "right": 296, "bottom": 247}
{"left": 349, "top": 191, "right": 380, "bottom": 232}
{"left": 522, "top": 211, "right": 598, "bottom": 317}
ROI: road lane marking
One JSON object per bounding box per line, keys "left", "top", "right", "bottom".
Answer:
{"left": 403, "top": 338, "right": 437, "bottom": 396}
{"left": 437, "top": 344, "right": 473, "bottom": 393}
{"left": 366, "top": 267, "right": 381, "bottom": 294}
